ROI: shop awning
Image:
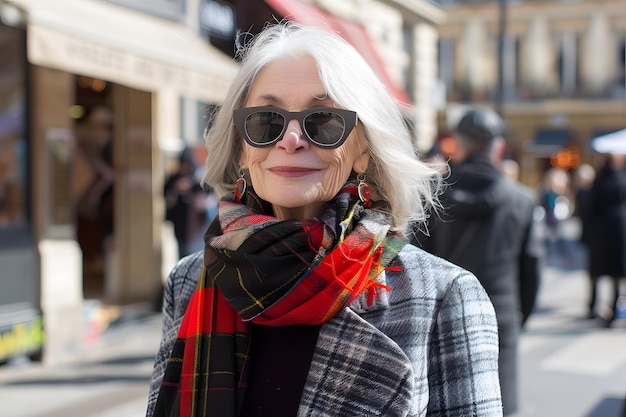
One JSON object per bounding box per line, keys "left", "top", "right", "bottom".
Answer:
{"left": 7, "top": 0, "right": 239, "bottom": 103}
{"left": 590, "top": 128, "right": 626, "bottom": 155}
{"left": 264, "top": 0, "right": 412, "bottom": 109}
{"left": 529, "top": 129, "right": 571, "bottom": 154}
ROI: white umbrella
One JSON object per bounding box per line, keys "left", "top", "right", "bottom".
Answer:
{"left": 590, "top": 128, "right": 626, "bottom": 155}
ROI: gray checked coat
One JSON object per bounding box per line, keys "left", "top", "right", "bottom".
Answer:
{"left": 146, "top": 245, "right": 503, "bottom": 417}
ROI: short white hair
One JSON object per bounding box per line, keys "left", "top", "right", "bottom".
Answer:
{"left": 203, "top": 21, "right": 442, "bottom": 234}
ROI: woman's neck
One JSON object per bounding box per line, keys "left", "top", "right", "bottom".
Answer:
{"left": 272, "top": 202, "right": 325, "bottom": 220}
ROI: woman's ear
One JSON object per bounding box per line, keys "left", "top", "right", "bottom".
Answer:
{"left": 238, "top": 147, "right": 248, "bottom": 169}
{"left": 352, "top": 130, "right": 370, "bottom": 173}
{"left": 352, "top": 150, "right": 369, "bottom": 174}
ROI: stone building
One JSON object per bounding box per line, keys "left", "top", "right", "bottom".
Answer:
{"left": 435, "top": 0, "right": 625, "bottom": 187}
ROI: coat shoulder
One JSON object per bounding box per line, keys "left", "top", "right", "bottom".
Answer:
{"left": 164, "top": 251, "right": 204, "bottom": 318}
{"left": 392, "top": 244, "right": 483, "bottom": 296}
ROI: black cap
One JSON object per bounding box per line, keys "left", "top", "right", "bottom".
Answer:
{"left": 455, "top": 108, "right": 504, "bottom": 143}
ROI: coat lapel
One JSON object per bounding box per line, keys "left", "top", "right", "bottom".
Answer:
{"left": 298, "top": 304, "right": 415, "bottom": 416}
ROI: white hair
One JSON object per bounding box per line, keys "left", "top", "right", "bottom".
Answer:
{"left": 203, "top": 21, "right": 442, "bottom": 234}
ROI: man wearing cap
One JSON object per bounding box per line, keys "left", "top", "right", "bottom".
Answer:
{"left": 414, "top": 107, "right": 542, "bottom": 416}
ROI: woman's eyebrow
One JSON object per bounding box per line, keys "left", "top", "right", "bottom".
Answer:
{"left": 257, "top": 94, "right": 281, "bottom": 105}
{"left": 255, "top": 93, "right": 333, "bottom": 108}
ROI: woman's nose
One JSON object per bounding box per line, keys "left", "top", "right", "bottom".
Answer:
{"left": 277, "top": 119, "right": 309, "bottom": 152}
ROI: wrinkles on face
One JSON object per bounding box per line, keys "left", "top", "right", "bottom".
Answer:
{"left": 238, "top": 56, "right": 369, "bottom": 220}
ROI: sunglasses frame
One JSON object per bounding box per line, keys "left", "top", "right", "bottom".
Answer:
{"left": 233, "top": 106, "right": 358, "bottom": 149}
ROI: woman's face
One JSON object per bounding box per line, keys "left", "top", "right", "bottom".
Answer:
{"left": 238, "top": 56, "right": 369, "bottom": 220}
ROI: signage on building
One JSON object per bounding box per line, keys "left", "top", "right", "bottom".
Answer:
{"left": 200, "top": 0, "right": 235, "bottom": 40}
{"left": 28, "top": 25, "right": 233, "bottom": 104}
{"left": 100, "top": 0, "right": 186, "bottom": 22}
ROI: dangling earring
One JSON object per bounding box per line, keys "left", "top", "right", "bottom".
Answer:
{"left": 234, "top": 169, "right": 247, "bottom": 203}
{"left": 357, "top": 172, "right": 371, "bottom": 208}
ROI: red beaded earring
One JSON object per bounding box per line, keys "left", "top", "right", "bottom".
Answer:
{"left": 234, "top": 170, "right": 247, "bottom": 203}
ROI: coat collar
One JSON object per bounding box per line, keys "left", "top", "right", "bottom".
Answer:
{"left": 298, "top": 305, "right": 415, "bottom": 416}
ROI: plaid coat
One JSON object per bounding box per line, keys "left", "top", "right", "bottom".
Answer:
{"left": 146, "top": 245, "right": 503, "bottom": 417}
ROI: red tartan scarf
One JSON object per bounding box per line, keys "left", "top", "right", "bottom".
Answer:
{"left": 153, "top": 183, "right": 407, "bottom": 417}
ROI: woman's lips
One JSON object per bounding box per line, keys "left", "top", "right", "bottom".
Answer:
{"left": 269, "top": 166, "right": 321, "bottom": 177}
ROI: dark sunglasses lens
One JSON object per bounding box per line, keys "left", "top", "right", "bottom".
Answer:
{"left": 245, "top": 111, "right": 286, "bottom": 144}
{"left": 304, "top": 111, "right": 345, "bottom": 146}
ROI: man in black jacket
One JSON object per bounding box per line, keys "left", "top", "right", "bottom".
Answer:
{"left": 414, "top": 108, "right": 542, "bottom": 416}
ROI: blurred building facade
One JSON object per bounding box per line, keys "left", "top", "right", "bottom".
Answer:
{"left": 434, "top": 0, "right": 626, "bottom": 187}
{"left": 0, "top": 0, "right": 443, "bottom": 364}
{"left": 0, "top": 0, "right": 238, "bottom": 364}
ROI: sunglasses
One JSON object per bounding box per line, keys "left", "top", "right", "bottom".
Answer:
{"left": 233, "top": 106, "right": 358, "bottom": 149}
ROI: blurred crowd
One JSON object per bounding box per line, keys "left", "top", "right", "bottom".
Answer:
{"left": 424, "top": 129, "right": 626, "bottom": 327}
{"left": 535, "top": 156, "right": 626, "bottom": 324}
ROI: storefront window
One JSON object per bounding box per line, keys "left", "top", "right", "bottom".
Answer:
{"left": 0, "top": 26, "right": 27, "bottom": 231}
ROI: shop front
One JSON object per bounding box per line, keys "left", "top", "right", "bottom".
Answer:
{"left": 0, "top": 21, "right": 42, "bottom": 363}
{"left": 0, "top": 0, "right": 238, "bottom": 364}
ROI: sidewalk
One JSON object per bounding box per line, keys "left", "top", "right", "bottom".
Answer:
{"left": 0, "top": 302, "right": 162, "bottom": 417}
{"left": 515, "top": 265, "right": 626, "bottom": 417}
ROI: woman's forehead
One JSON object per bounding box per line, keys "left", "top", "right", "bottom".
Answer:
{"left": 246, "top": 57, "right": 332, "bottom": 108}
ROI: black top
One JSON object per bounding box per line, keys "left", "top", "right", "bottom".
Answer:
{"left": 585, "top": 161, "right": 626, "bottom": 276}
{"left": 241, "top": 324, "right": 320, "bottom": 417}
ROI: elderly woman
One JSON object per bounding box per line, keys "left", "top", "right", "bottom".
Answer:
{"left": 147, "top": 22, "right": 502, "bottom": 417}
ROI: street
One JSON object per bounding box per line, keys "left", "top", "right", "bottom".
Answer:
{"left": 514, "top": 264, "right": 626, "bottom": 417}
{"left": 0, "top": 265, "right": 625, "bottom": 417}
{"left": 0, "top": 306, "right": 161, "bottom": 417}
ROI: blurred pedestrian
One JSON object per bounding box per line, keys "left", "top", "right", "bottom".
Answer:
{"left": 74, "top": 106, "right": 116, "bottom": 291}
{"left": 420, "top": 137, "right": 449, "bottom": 176}
{"left": 163, "top": 147, "right": 214, "bottom": 259}
{"left": 573, "top": 163, "right": 596, "bottom": 239}
{"left": 501, "top": 158, "right": 520, "bottom": 182}
{"left": 570, "top": 163, "right": 596, "bottom": 271}
{"left": 413, "top": 107, "right": 542, "bottom": 415}
{"left": 539, "top": 167, "right": 572, "bottom": 267}
{"left": 585, "top": 153, "right": 626, "bottom": 323}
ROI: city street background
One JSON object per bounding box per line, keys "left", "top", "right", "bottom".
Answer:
{"left": 1, "top": 1, "right": 624, "bottom": 416}
{"left": 1, "top": 253, "right": 625, "bottom": 417}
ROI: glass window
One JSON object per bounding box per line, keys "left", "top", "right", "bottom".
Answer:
{"left": 0, "top": 25, "right": 28, "bottom": 232}
{"left": 613, "top": 35, "right": 626, "bottom": 99}
{"left": 556, "top": 32, "right": 579, "bottom": 97}
{"left": 502, "top": 35, "right": 520, "bottom": 99}
{"left": 438, "top": 38, "right": 455, "bottom": 98}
